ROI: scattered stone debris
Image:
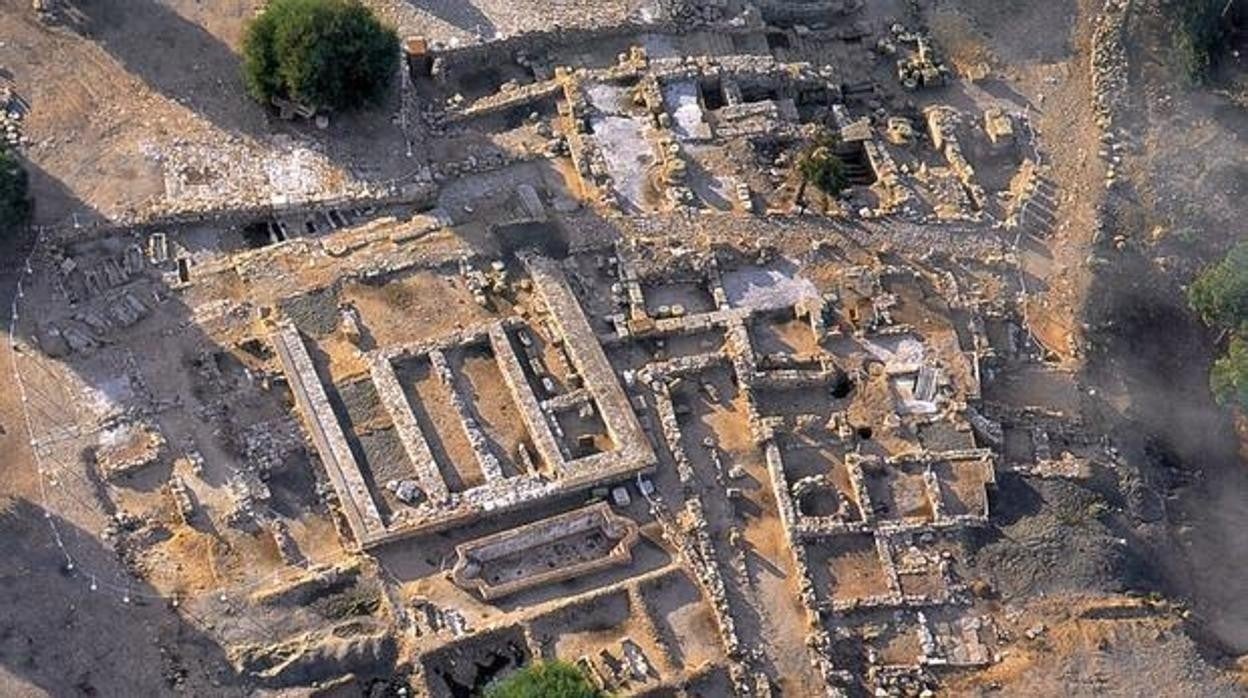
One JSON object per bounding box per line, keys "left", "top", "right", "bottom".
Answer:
{"left": 95, "top": 421, "right": 166, "bottom": 480}
{"left": 8, "top": 3, "right": 1220, "bottom": 697}
{"left": 0, "top": 82, "right": 26, "bottom": 148}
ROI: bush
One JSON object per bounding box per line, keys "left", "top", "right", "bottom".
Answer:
{"left": 797, "top": 132, "right": 849, "bottom": 197}
{"left": 1191, "top": 243, "right": 1248, "bottom": 410}
{"left": 1189, "top": 242, "right": 1248, "bottom": 333}
{"left": 484, "top": 661, "right": 606, "bottom": 698}
{"left": 0, "top": 144, "right": 32, "bottom": 237}
{"left": 242, "top": 0, "right": 399, "bottom": 112}
{"left": 1211, "top": 336, "right": 1248, "bottom": 408}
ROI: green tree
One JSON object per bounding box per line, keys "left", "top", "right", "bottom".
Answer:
{"left": 797, "top": 132, "right": 849, "bottom": 197}
{"left": 1169, "top": 0, "right": 1240, "bottom": 83}
{"left": 1188, "top": 242, "right": 1248, "bottom": 333}
{"left": 242, "top": 0, "right": 400, "bottom": 112}
{"left": 1211, "top": 336, "right": 1248, "bottom": 408}
{"left": 484, "top": 660, "right": 607, "bottom": 698}
{"left": 1190, "top": 242, "right": 1248, "bottom": 410}
{"left": 0, "top": 143, "right": 32, "bottom": 237}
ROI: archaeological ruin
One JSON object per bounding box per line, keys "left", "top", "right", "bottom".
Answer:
{"left": 3, "top": 0, "right": 1183, "bottom": 696}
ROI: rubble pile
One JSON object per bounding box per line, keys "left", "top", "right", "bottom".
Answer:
{"left": 241, "top": 419, "right": 305, "bottom": 473}
{"left": 0, "top": 83, "right": 25, "bottom": 148}
{"left": 660, "top": 0, "right": 729, "bottom": 25}
{"left": 3, "top": 3, "right": 1109, "bottom": 695}
{"left": 95, "top": 421, "right": 166, "bottom": 480}
{"left": 887, "top": 24, "right": 951, "bottom": 91}
{"left": 1090, "top": 0, "right": 1132, "bottom": 185}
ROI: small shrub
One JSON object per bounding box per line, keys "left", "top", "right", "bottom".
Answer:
{"left": 1188, "top": 242, "right": 1248, "bottom": 333}
{"left": 1211, "top": 336, "right": 1248, "bottom": 409}
{"left": 1169, "top": 0, "right": 1237, "bottom": 84}
{"left": 1190, "top": 242, "right": 1248, "bottom": 411}
{"left": 797, "top": 131, "right": 849, "bottom": 197}
{"left": 484, "top": 660, "right": 606, "bottom": 698}
{"left": 0, "top": 143, "right": 32, "bottom": 237}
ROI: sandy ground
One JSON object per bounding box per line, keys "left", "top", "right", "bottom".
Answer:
{"left": 0, "top": 234, "right": 244, "bottom": 695}
{"left": 2, "top": 0, "right": 1248, "bottom": 695}
{"left": 932, "top": 0, "right": 1248, "bottom": 688}
{"left": 944, "top": 595, "right": 1238, "bottom": 697}
{"left": 0, "top": 0, "right": 413, "bottom": 225}
{"left": 368, "top": 0, "right": 649, "bottom": 43}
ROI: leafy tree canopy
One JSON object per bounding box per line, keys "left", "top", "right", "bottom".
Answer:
{"left": 242, "top": 0, "right": 399, "bottom": 111}
{"left": 1169, "top": 0, "right": 1241, "bottom": 83}
{"left": 1189, "top": 242, "right": 1248, "bottom": 333}
{"left": 797, "top": 131, "right": 849, "bottom": 197}
{"left": 1211, "top": 336, "right": 1248, "bottom": 409}
{"left": 1191, "top": 242, "right": 1248, "bottom": 411}
{"left": 0, "top": 143, "right": 32, "bottom": 237}
{"left": 483, "top": 660, "right": 607, "bottom": 698}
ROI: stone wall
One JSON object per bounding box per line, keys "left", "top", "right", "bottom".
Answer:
{"left": 450, "top": 503, "right": 641, "bottom": 600}
{"left": 272, "top": 321, "right": 384, "bottom": 546}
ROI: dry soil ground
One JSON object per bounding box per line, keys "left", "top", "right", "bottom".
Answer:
{"left": 932, "top": 0, "right": 1248, "bottom": 692}
{"left": 3, "top": 0, "right": 1248, "bottom": 695}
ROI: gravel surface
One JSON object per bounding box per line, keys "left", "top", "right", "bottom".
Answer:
{"left": 966, "top": 475, "right": 1151, "bottom": 601}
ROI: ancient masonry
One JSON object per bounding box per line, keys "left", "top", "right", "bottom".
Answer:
{"left": 451, "top": 502, "right": 641, "bottom": 600}
{"left": 8, "top": 3, "right": 1072, "bottom": 695}
{"left": 274, "top": 320, "right": 387, "bottom": 544}
{"left": 274, "top": 252, "right": 655, "bottom": 547}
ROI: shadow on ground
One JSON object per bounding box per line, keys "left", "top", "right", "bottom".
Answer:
{"left": 68, "top": 0, "right": 414, "bottom": 179}
{"left": 406, "top": 0, "right": 496, "bottom": 37}
{"left": 1082, "top": 246, "right": 1248, "bottom": 656}
{"left": 0, "top": 497, "right": 248, "bottom": 696}
{"left": 21, "top": 156, "right": 111, "bottom": 228}
{"left": 72, "top": 0, "right": 271, "bottom": 138}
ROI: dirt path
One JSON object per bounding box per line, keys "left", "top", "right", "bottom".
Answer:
{"left": 930, "top": 0, "right": 1107, "bottom": 363}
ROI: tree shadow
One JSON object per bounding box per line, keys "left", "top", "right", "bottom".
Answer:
{"left": 1079, "top": 247, "right": 1248, "bottom": 653}
{"left": 11, "top": 156, "right": 105, "bottom": 229}
{"left": 977, "top": 78, "right": 1035, "bottom": 111}
{"left": 0, "top": 497, "right": 248, "bottom": 696}
{"left": 405, "top": 0, "right": 497, "bottom": 38}
{"left": 69, "top": 0, "right": 270, "bottom": 138}
{"left": 65, "top": 0, "right": 414, "bottom": 179}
